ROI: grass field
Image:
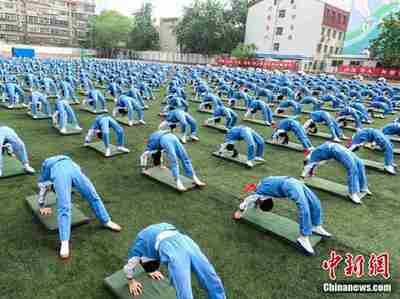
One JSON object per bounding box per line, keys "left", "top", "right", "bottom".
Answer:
{"left": 0, "top": 86, "right": 398, "bottom": 299}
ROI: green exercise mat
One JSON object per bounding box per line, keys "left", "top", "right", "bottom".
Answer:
{"left": 265, "top": 139, "right": 304, "bottom": 152}
{"left": 143, "top": 167, "right": 196, "bottom": 192}
{"left": 322, "top": 107, "right": 339, "bottom": 112}
{"left": 341, "top": 125, "right": 358, "bottom": 132}
{"left": 197, "top": 109, "right": 213, "bottom": 115}
{"left": 25, "top": 193, "right": 90, "bottom": 231}
{"left": 242, "top": 118, "right": 270, "bottom": 126}
{"left": 363, "top": 144, "right": 400, "bottom": 155}
{"left": 308, "top": 132, "right": 349, "bottom": 141}
{"left": 53, "top": 123, "right": 82, "bottom": 135}
{"left": 116, "top": 117, "right": 144, "bottom": 127}
{"left": 1, "top": 155, "right": 26, "bottom": 178}
{"left": 212, "top": 151, "right": 264, "bottom": 168}
{"left": 27, "top": 111, "right": 52, "bottom": 120}
{"left": 189, "top": 98, "right": 202, "bottom": 103}
{"left": 0, "top": 102, "right": 25, "bottom": 110}
{"left": 390, "top": 136, "right": 400, "bottom": 143}
{"left": 230, "top": 106, "right": 247, "bottom": 111}
{"left": 274, "top": 114, "right": 291, "bottom": 119}
{"left": 104, "top": 268, "right": 176, "bottom": 299}
{"left": 203, "top": 123, "right": 228, "bottom": 133}
{"left": 362, "top": 159, "right": 386, "bottom": 172}
{"left": 303, "top": 176, "right": 350, "bottom": 198}
{"left": 80, "top": 104, "right": 108, "bottom": 115}
{"left": 86, "top": 142, "right": 127, "bottom": 157}
{"left": 241, "top": 208, "right": 321, "bottom": 248}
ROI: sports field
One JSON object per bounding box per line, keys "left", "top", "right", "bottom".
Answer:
{"left": 0, "top": 86, "right": 398, "bottom": 299}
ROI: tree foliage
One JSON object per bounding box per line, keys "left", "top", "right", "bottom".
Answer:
{"left": 370, "top": 11, "right": 400, "bottom": 68}
{"left": 231, "top": 43, "right": 257, "bottom": 59}
{"left": 175, "top": 0, "right": 248, "bottom": 55}
{"left": 129, "top": 2, "right": 160, "bottom": 51}
{"left": 89, "top": 10, "right": 132, "bottom": 49}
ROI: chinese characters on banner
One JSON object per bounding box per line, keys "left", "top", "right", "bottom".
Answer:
{"left": 322, "top": 251, "right": 391, "bottom": 281}
{"left": 215, "top": 57, "right": 299, "bottom": 71}
{"left": 338, "top": 66, "right": 400, "bottom": 79}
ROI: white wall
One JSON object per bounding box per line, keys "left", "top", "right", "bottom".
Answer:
{"left": 245, "top": 0, "right": 324, "bottom": 58}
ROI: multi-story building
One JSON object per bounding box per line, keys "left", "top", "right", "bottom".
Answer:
{"left": 158, "top": 17, "right": 179, "bottom": 52}
{"left": 245, "top": 0, "right": 350, "bottom": 71}
{"left": 0, "top": 0, "right": 95, "bottom": 47}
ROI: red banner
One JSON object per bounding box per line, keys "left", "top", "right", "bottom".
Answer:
{"left": 216, "top": 57, "right": 298, "bottom": 71}
{"left": 338, "top": 66, "right": 400, "bottom": 79}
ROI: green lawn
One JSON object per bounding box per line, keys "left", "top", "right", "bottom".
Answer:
{"left": 0, "top": 88, "right": 398, "bottom": 299}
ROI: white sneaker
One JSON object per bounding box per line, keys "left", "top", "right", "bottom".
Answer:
{"left": 361, "top": 188, "right": 372, "bottom": 196}
{"left": 349, "top": 193, "right": 362, "bottom": 204}
{"left": 0, "top": 169, "right": 3, "bottom": 177}
{"left": 333, "top": 137, "right": 341, "bottom": 143}
{"left": 128, "top": 121, "right": 134, "bottom": 126}
{"left": 176, "top": 179, "right": 186, "bottom": 191}
{"left": 60, "top": 241, "right": 70, "bottom": 259}
{"left": 254, "top": 157, "right": 265, "bottom": 162}
{"left": 246, "top": 160, "right": 255, "bottom": 168}
{"left": 24, "top": 164, "right": 35, "bottom": 174}
{"left": 312, "top": 226, "right": 332, "bottom": 238}
{"left": 193, "top": 175, "right": 206, "bottom": 187}
{"left": 190, "top": 135, "right": 199, "bottom": 141}
{"left": 104, "top": 221, "right": 122, "bottom": 232}
{"left": 265, "top": 122, "right": 271, "bottom": 126}
{"left": 60, "top": 127, "right": 67, "bottom": 134}
{"left": 105, "top": 148, "right": 111, "bottom": 157}
{"left": 139, "top": 120, "right": 146, "bottom": 125}
{"left": 32, "top": 115, "right": 37, "bottom": 119}
{"left": 181, "top": 136, "right": 187, "bottom": 144}
{"left": 384, "top": 165, "right": 396, "bottom": 175}
{"left": 117, "top": 146, "right": 130, "bottom": 153}
{"left": 8, "top": 105, "right": 14, "bottom": 108}
{"left": 75, "top": 126, "right": 82, "bottom": 130}
{"left": 296, "top": 237, "right": 315, "bottom": 256}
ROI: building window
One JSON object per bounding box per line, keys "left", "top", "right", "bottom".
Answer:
{"left": 290, "top": 24, "right": 294, "bottom": 30}
{"left": 327, "top": 28, "right": 331, "bottom": 37}
{"left": 329, "top": 46, "right": 334, "bottom": 54}
{"left": 338, "top": 31, "right": 343, "bottom": 40}
{"left": 335, "top": 47, "right": 340, "bottom": 54}
{"left": 266, "top": 25, "right": 270, "bottom": 31}
{"left": 324, "top": 45, "right": 328, "bottom": 53}
{"left": 278, "top": 10, "right": 286, "bottom": 18}
{"left": 332, "top": 30, "right": 337, "bottom": 39}
{"left": 273, "top": 43, "right": 280, "bottom": 51}
{"left": 292, "top": 14, "right": 296, "bottom": 19}
{"left": 267, "top": 15, "right": 271, "bottom": 21}
{"left": 291, "top": 0, "right": 295, "bottom": 4}
{"left": 321, "top": 27, "right": 325, "bottom": 35}
{"left": 288, "top": 35, "right": 293, "bottom": 40}
{"left": 317, "top": 44, "right": 322, "bottom": 53}
{"left": 332, "top": 11, "right": 336, "bottom": 23}
{"left": 274, "top": 0, "right": 277, "bottom": 5}
{"left": 276, "top": 27, "right": 283, "bottom": 35}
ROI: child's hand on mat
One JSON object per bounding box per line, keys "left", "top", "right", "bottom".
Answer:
{"left": 128, "top": 279, "right": 143, "bottom": 296}
{"left": 148, "top": 271, "right": 164, "bottom": 280}
{"left": 40, "top": 207, "right": 53, "bottom": 216}
{"left": 233, "top": 211, "right": 242, "bottom": 220}
{"left": 160, "top": 165, "right": 168, "bottom": 170}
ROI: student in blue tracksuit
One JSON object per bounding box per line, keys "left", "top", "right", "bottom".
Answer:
{"left": 29, "top": 91, "right": 52, "bottom": 118}
{"left": 0, "top": 126, "right": 35, "bottom": 177}
{"left": 159, "top": 109, "right": 199, "bottom": 143}
{"left": 4, "top": 82, "right": 24, "bottom": 107}
{"left": 219, "top": 126, "right": 265, "bottom": 167}
{"left": 382, "top": 122, "right": 400, "bottom": 139}
{"left": 37, "top": 155, "right": 121, "bottom": 258}
{"left": 53, "top": 97, "right": 82, "bottom": 133}
{"left": 299, "top": 96, "right": 323, "bottom": 112}
{"left": 271, "top": 118, "right": 313, "bottom": 150}
{"left": 123, "top": 223, "right": 226, "bottom": 298}
{"left": 244, "top": 98, "right": 274, "bottom": 126}
{"left": 107, "top": 81, "right": 122, "bottom": 102}
{"left": 84, "top": 116, "right": 130, "bottom": 157}
{"left": 348, "top": 128, "right": 396, "bottom": 175}
{"left": 304, "top": 111, "right": 344, "bottom": 142}
{"left": 113, "top": 95, "right": 145, "bottom": 126}
{"left": 205, "top": 106, "right": 238, "bottom": 129}
{"left": 84, "top": 89, "right": 107, "bottom": 112}
{"left": 336, "top": 106, "right": 364, "bottom": 130}
{"left": 140, "top": 131, "right": 206, "bottom": 191}
{"left": 302, "top": 142, "right": 370, "bottom": 204}
{"left": 275, "top": 99, "right": 302, "bottom": 116}
{"left": 233, "top": 176, "right": 331, "bottom": 255}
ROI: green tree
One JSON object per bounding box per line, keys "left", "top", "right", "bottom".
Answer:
{"left": 231, "top": 43, "right": 257, "bottom": 59}
{"left": 175, "top": 0, "right": 248, "bottom": 55}
{"left": 129, "top": 2, "right": 160, "bottom": 51}
{"left": 370, "top": 11, "right": 400, "bottom": 68}
{"left": 88, "top": 10, "right": 133, "bottom": 57}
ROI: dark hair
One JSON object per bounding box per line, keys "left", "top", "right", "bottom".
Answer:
{"left": 226, "top": 144, "right": 235, "bottom": 151}
{"left": 141, "top": 260, "right": 160, "bottom": 273}
{"left": 276, "top": 108, "right": 284, "bottom": 114}
{"left": 205, "top": 103, "right": 212, "bottom": 110}
{"left": 96, "top": 131, "right": 103, "bottom": 139}
{"left": 309, "top": 123, "right": 318, "bottom": 134}
{"left": 118, "top": 108, "right": 128, "bottom": 115}
{"left": 170, "top": 123, "right": 177, "bottom": 130}
{"left": 352, "top": 145, "right": 360, "bottom": 152}
{"left": 258, "top": 198, "right": 274, "bottom": 212}
{"left": 152, "top": 151, "right": 162, "bottom": 166}
{"left": 251, "top": 109, "right": 257, "bottom": 114}
{"left": 278, "top": 132, "right": 289, "bottom": 144}
{"left": 232, "top": 149, "right": 239, "bottom": 158}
